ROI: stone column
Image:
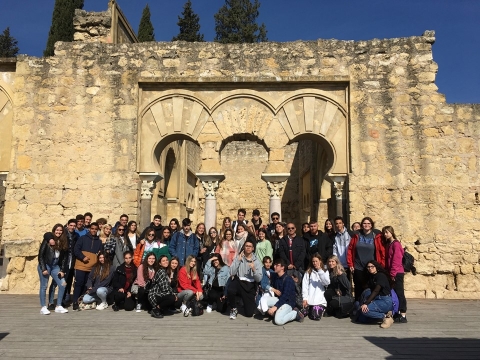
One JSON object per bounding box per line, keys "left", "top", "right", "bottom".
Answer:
{"left": 328, "top": 175, "right": 347, "bottom": 218}
{"left": 196, "top": 173, "right": 225, "bottom": 230}
{"left": 138, "top": 173, "right": 162, "bottom": 229}
{"left": 261, "top": 173, "right": 290, "bottom": 221}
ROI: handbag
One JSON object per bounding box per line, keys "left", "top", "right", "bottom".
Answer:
{"left": 78, "top": 295, "right": 96, "bottom": 310}
{"left": 130, "top": 284, "right": 139, "bottom": 295}
{"left": 332, "top": 294, "right": 355, "bottom": 318}
{"left": 202, "top": 283, "right": 211, "bottom": 300}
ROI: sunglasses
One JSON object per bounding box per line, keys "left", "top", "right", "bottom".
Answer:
{"left": 287, "top": 227, "right": 295, "bottom": 230}
{"left": 118, "top": 228, "right": 125, "bottom": 231}
{"left": 147, "top": 234, "right": 155, "bottom": 237}
{"left": 272, "top": 217, "right": 279, "bottom": 220}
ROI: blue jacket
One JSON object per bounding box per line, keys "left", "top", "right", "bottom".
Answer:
{"left": 260, "top": 267, "right": 275, "bottom": 291}
{"left": 168, "top": 230, "right": 199, "bottom": 266}
{"left": 203, "top": 260, "right": 230, "bottom": 288}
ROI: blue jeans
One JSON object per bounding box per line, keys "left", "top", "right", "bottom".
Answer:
{"left": 38, "top": 264, "right": 66, "bottom": 307}
{"left": 357, "top": 289, "right": 393, "bottom": 323}
{"left": 83, "top": 287, "right": 108, "bottom": 304}
{"left": 272, "top": 303, "right": 298, "bottom": 326}
{"left": 48, "top": 267, "right": 72, "bottom": 304}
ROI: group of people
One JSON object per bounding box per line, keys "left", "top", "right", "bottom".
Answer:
{"left": 37, "top": 209, "right": 408, "bottom": 328}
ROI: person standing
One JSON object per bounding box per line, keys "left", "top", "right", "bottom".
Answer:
{"left": 255, "top": 228, "right": 273, "bottom": 263}
{"left": 37, "top": 225, "right": 69, "bottom": 315}
{"left": 168, "top": 218, "right": 199, "bottom": 266}
{"left": 279, "top": 223, "right": 306, "bottom": 273}
{"left": 75, "top": 214, "right": 87, "bottom": 237}
{"left": 333, "top": 216, "right": 354, "bottom": 277}
{"left": 72, "top": 222, "right": 103, "bottom": 311}
{"left": 303, "top": 221, "right": 332, "bottom": 267}
{"left": 383, "top": 226, "right": 407, "bottom": 323}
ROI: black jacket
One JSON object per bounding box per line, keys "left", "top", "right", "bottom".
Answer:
{"left": 140, "top": 222, "right": 164, "bottom": 240}
{"left": 304, "top": 231, "right": 333, "bottom": 264}
{"left": 279, "top": 235, "right": 306, "bottom": 271}
{"left": 112, "top": 263, "right": 137, "bottom": 292}
{"left": 37, "top": 233, "right": 68, "bottom": 273}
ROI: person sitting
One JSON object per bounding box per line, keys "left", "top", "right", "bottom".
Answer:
{"left": 203, "top": 253, "right": 230, "bottom": 313}
{"left": 168, "top": 256, "right": 180, "bottom": 293}
{"left": 256, "top": 256, "right": 275, "bottom": 314}
{"left": 148, "top": 255, "right": 179, "bottom": 319}
{"left": 227, "top": 239, "right": 263, "bottom": 319}
{"left": 83, "top": 252, "right": 115, "bottom": 311}
{"left": 177, "top": 255, "right": 203, "bottom": 316}
{"left": 324, "top": 255, "right": 354, "bottom": 318}
{"left": 110, "top": 251, "right": 137, "bottom": 311}
{"left": 302, "top": 253, "right": 330, "bottom": 320}
{"left": 355, "top": 260, "right": 393, "bottom": 329}
{"left": 134, "top": 253, "right": 159, "bottom": 312}
{"left": 265, "top": 258, "right": 305, "bottom": 325}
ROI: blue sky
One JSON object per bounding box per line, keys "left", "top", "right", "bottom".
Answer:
{"left": 0, "top": 0, "right": 478, "bottom": 103}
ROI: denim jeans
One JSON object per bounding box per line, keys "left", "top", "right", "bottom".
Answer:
{"left": 48, "top": 267, "right": 73, "bottom": 304}
{"left": 83, "top": 287, "right": 108, "bottom": 304}
{"left": 273, "top": 303, "right": 298, "bottom": 326}
{"left": 357, "top": 288, "right": 393, "bottom": 323}
{"left": 177, "top": 290, "right": 203, "bottom": 304}
{"left": 38, "top": 264, "right": 66, "bottom": 307}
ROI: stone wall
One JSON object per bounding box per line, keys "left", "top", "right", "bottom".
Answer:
{"left": 1, "top": 30, "right": 480, "bottom": 296}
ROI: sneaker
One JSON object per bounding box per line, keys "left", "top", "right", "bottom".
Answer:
{"left": 72, "top": 302, "right": 79, "bottom": 311}
{"left": 55, "top": 305, "right": 68, "bottom": 313}
{"left": 394, "top": 315, "right": 408, "bottom": 323}
{"left": 295, "top": 308, "right": 305, "bottom": 323}
{"left": 380, "top": 311, "right": 394, "bottom": 329}
{"left": 184, "top": 307, "right": 192, "bottom": 317}
{"left": 47, "top": 303, "right": 55, "bottom": 311}
{"left": 151, "top": 308, "right": 164, "bottom": 319}
{"left": 229, "top": 308, "right": 238, "bottom": 320}
{"left": 136, "top": 304, "right": 142, "bottom": 313}
{"left": 96, "top": 302, "right": 108, "bottom": 311}
{"left": 40, "top": 306, "right": 50, "bottom": 315}
{"left": 112, "top": 304, "right": 119, "bottom": 312}
{"left": 180, "top": 304, "right": 187, "bottom": 313}
{"left": 206, "top": 305, "right": 213, "bottom": 313}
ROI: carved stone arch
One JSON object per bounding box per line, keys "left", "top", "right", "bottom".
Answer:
{"left": 138, "top": 94, "right": 208, "bottom": 173}
{"left": 275, "top": 94, "right": 349, "bottom": 175}
{"left": 0, "top": 84, "right": 14, "bottom": 172}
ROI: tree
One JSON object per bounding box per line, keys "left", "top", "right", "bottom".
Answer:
{"left": 172, "top": 0, "right": 204, "bottom": 42}
{"left": 214, "top": 0, "right": 267, "bottom": 43}
{"left": 0, "top": 27, "right": 19, "bottom": 57}
{"left": 138, "top": 4, "right": 155, "bottom": 42}
{"left": 44, "top": 0, "right": 84, "bottom": 56}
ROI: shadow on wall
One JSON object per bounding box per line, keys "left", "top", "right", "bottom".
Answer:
{"left": 364, "top": 336, "right": 480, "bottom": 360}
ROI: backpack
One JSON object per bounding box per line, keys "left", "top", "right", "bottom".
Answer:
{"left": 402, "top": 251, "right": 416, "bottom": 275}
{"left": 390, "top": 289, "right": 399, "bottom": 314}
{"left": 186, "top": 298, "right": 204, "bottom": 316}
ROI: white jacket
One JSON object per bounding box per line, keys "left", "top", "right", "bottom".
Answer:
{"left": 302, "top": 268, "right": 331, "bottom": 306}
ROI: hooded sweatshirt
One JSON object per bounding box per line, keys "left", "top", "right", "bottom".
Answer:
{"left": 302, "top": 268, "right": 331, "bottom": 306}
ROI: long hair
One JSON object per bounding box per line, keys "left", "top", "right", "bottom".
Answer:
{"left": 51, "top": 224, "right": 68, "bottom": 251}
{"left": 270, "top": 223, "right": 285, "bottom": 248}
{"left": 365, "top": 259, "right": 389, "bottom": 277}
{"left": 158, "top": 255, "right": 169, "bottom": 269}
{"left": 127, "top": 220, "right": 139, "bottom": 236}
{"left": 142, "top": 252, "right": 159, "bottom": 280}
{"left": 167, "top": 256, "right": 180, "bottom": 278}
{"left": 210, "top": 252, "right": 226, "bottom": 268}
{"left": 92, "top": 252, "right": 111, "bottom": 281}
{"left": 204, "top": 227, "right": 219, "bottom": 248}
{"left": 327, "top": 255, "right": 344, "bottom": 276}
{"left": 324, "top": 219, "right": 334, "bottom": 234}
{"left": 99, "top": 224, "right": 112, "bottom": 243}
{"left": 381, "top": 226, "right": 398, "bottom": 242}
{"left": 306, "top": 253, "right": 324, "bottom": 275}
{"left": 184, "top": 255, "right": 198, "bottom": 280}
{"left": 169, "top": 218, "right": 180, "bottom": 233}
{"left": 160, "top": 227, "right": 171, "bottom": 244}
{"left": 221, "top": 217, "right": 232, "bottom": 235}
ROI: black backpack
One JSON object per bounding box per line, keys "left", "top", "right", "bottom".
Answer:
{"left": 402, "top": 250, "right": 416, "bottom": 275}
{"left": 187, "top": 298, "right": 204, "bottom": 316}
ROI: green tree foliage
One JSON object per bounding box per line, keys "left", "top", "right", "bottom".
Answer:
{"left": 214, "top": 0, "right": 267, "bottom": 43}
{"left": 0, "top": 27, "right": 19, "bottom": 57}
{"left": 44, "top": 0, "right": 84, "bottom": 57}
{"left": 138, "top": 4, "right": 155, "bottom": 42}
{"left": 172, "top": 0, "right": 204, "bottom": 42}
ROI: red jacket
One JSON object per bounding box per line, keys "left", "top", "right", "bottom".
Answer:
{"left": 177, "top": 266, "right": 202, "bottom": 293}
{"left": 347, "top": 231, "right": 386, "bottom": 269}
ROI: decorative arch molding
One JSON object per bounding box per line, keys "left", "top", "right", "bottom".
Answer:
{"left": 138, "top": 88, "right": 349, "bottom": 175}
{"left": 0, "top": 84, "right": 14, "bottom": 172}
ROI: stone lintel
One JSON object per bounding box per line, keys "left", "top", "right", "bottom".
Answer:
{"left": 261, "top": 173, "right": 290, "bottom": 183}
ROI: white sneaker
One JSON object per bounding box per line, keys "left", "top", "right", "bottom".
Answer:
{"left": 136, "top": 303, "right": 142, "bottom": 313}
{"left": 40, "top": 306, "right": 50, "bottom": 315}
{"left": 180, "top": 304, "right": 187, "bottom": 313}
{"left": 96, "top": 302, "right": 107, "bottom": 311}
{"left": 206, "top": 305, "right": 213, "bottom": 313}
{"left": 55, "top": 305, "right": 68, "bottom": 313}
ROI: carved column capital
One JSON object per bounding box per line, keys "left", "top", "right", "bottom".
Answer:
{"left": 141, "top": 180, "right": 156, "bottom": 200}
{"left": 266, "top": 181, "right": 286, "bottom": 199}
{"left": 333, "top": 181, "right": 345, "bottom": 200}
{"left": 201, "top": 180, "right": 219, "bottom": 200}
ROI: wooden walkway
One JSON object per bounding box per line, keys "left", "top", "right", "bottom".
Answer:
{"left": 0, "top": 295, "right": 479, "bottom": 359}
